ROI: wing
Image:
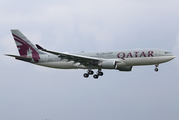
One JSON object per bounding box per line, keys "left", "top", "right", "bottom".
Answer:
{"left": 36, "top": 44, "right": 100, "bottom": 67}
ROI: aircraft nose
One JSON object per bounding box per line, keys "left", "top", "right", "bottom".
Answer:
{"left": 170, "top": 55, "right": 175, "bottom": 60}
{"left": 172, "top": 55, "right": 175, "bottom": 59}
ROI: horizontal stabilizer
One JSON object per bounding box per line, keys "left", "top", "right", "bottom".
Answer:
{"left": 5, "top": 54, "right": 32, "bottom": 62}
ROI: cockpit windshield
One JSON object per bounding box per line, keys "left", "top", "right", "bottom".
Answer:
{"left": 165, "top": 52, "right": 171, "bottom": 54}
{"left": 159, "top": 50, "right": 173, "bottom": 56}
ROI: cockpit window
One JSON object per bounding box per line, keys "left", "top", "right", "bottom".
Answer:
{"left": 165, "top": 52, "right": 171, "bottom": 54}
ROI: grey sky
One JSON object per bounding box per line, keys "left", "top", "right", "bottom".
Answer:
{"left": 1, "top": 0, "right": 179, "bottom": 120}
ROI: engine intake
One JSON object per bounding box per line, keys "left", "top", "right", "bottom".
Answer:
{"left": 101, "top": 60, "right": 116, "bottom": 69}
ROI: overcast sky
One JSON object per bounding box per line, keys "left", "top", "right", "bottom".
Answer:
{"left": 1, "top": 0, "right": 179, "bottom": 120}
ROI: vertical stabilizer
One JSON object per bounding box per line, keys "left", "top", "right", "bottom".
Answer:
{"left": 11, "top": 29, "right": 44, "bottom": 63}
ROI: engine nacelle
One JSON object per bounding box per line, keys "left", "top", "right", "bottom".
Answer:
{"left": 118, "top": 66, "right": 132, "bottom": 71}
{"left": 101, "top": 60, "right": 116, "bottom": 69}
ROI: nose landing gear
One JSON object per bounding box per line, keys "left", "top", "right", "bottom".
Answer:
{"left": 154, "top": 64, "right": 159, "bottom": 72}
{"left": 154, "top": 68, "right": 159, "bottom": 72}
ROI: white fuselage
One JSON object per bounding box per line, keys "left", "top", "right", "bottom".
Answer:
{"left": 34, "top": 49, "right": 175, "bottom": 69}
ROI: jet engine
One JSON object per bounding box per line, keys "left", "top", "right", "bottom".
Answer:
{"left": 101, "top": 60, "right": 116, "bottom": 69}
{"left": 100, "top": 60, "right": 132, "bottom": 71}
{"left": 118, "top": 66, "right": 133, "bottom": 71}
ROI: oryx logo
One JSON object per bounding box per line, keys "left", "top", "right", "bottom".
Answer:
{"left": 13, "top": 34, "right": 40, "bottom": 63}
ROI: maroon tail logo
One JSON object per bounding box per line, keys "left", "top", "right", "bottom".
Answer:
{"left": 13, "top": 34, "right": 40, "bottom": 63}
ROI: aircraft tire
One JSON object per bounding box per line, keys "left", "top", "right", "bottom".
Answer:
{"left": 154, "top": 68, "right": 159, "bottom": 72}
{"left": 84, "top": 73, "right": 89, "bottom": 78}
{"left": 98, "top": 72, "right": 103, "bottom": 76}
{"left": 88, "top": 70, "right": 94, "bottom": 75}
{"left": 93, "top": 74, "right": 99, "bottom": 79}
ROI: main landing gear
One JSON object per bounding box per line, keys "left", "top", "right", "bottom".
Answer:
{"left": 154, "top": 64, "right": 159, "bottom": 72}
{"left": 83, "top": 70, "right": 93, "bottom": 78}
{"left": 83, "top": 69, "right": 103, "bottom": 79}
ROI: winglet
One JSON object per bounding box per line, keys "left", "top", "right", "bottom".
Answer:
{"left": 36, "top": 44, "right": 45, "bottom": 50}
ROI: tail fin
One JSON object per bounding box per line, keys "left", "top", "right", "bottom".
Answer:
{"left": 11, "top": 29, "right": 44, "bottom": 63}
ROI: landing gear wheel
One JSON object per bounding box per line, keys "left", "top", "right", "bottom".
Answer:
{"left": 83, "top": 73, "right": 89, "bottom": 78}
{"left": 98, "top": 72, "right": 103, "bottom": 76}
{"left": 88, "top": 70, "right": 94, "bottom": 75}
{"left": 93, "top": 74, "right": 99, "bottom": 79}
{"left": 154, "top": 68, "right": 159, "bottom": 72}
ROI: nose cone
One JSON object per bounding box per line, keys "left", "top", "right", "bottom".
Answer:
{"left": 172, "top": 55, "right": 175, "bottom": 59}
{"left": 169, "top": 55, "right": 175, "bottom": 61}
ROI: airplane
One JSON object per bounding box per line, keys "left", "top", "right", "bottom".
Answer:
{"left": 5, "top": 29, "right": 175, "bottom": 79}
